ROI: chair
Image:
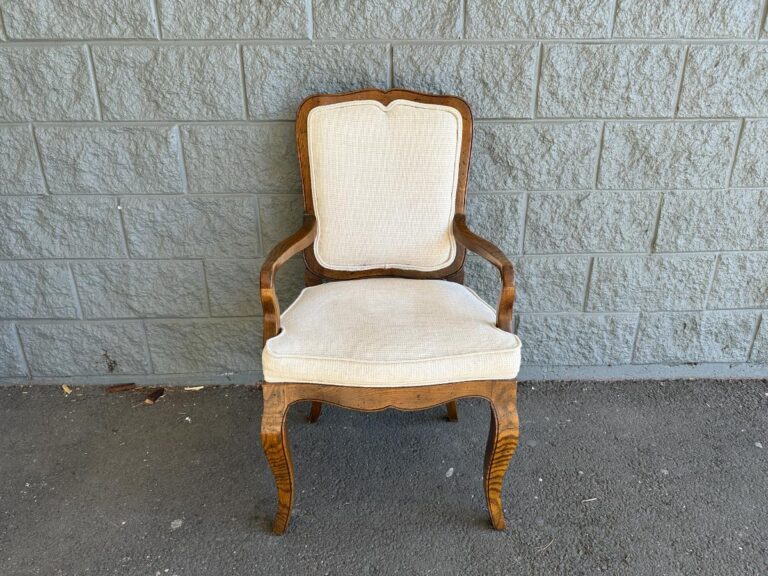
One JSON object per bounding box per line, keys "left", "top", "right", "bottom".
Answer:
{"left": 260, "top": 88, "right": 521, "bottom": 534}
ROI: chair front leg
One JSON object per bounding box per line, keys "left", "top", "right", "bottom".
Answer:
{"left": 483, "top": 381, "right": 520, "bottom": 530}
{"left": 261, "top": 384, "right": 294, "bottom": 535}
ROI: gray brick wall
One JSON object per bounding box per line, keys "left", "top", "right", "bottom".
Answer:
{"left": 1, "top": 0, "right": 767, "bottom": 384}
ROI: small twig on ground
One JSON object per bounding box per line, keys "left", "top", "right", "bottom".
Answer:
{"left": 581, "top": 497, "right": 598, "bottom": 503}
{"left": 535, "top": 538, "right": 554, "bottom": 552}
{"left": 106, "top": 383, "right": 137, "bottom": 394}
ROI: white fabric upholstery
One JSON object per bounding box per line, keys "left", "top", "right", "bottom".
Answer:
{"left": 262, "top": 278, "right": 521, "bottom": 386}
{"left": 307, "top": 100, "right": 463, "bottom": 272}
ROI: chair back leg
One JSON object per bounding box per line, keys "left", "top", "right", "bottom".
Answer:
{"left": 308, "top": 401, "right": 323, "bottom": 423}
{"left": 446, "top": 401, "right": 459, "bottom": 421}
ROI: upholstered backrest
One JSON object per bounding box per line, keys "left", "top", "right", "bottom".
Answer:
{"left": 305, "top": 98, "right": 464, "bottom": 272}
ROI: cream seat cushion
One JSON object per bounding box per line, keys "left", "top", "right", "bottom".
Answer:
{"left": 262, "top": 278, "right": 521, "bottom": 386}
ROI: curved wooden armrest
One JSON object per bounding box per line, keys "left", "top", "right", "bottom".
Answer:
{"left": 452, "top": 214, "right": 516, "bottom": 332}
{"left": 260, "top": 215, "right": 317, "bottom": 344}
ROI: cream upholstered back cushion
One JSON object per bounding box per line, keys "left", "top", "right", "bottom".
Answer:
{"left": 307, "top": 99, "right": 463, "bottom": 271}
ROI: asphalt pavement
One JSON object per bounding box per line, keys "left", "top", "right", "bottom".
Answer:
{"left": 1, "top": 379, "right": 766, "bottom": 576}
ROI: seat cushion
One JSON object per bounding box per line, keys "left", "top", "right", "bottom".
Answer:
{"left": 262, "top": 278, "right": 521, "bottom": 386}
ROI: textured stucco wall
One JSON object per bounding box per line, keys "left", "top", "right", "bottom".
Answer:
{"left": 1, "top": 0, "right": 767, "bottom": 385}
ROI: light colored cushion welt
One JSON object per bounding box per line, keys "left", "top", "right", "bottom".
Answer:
{"left": 263, "top": 278, "right": 521, "bottom": 386}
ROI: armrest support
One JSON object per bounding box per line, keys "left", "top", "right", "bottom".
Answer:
{"left": 260, "top": 215, "right": 317, "bottom": 344}
{"left": 452, "top": 214, "right": 515, "bottom": 332}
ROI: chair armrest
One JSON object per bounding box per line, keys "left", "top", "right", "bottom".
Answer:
{"left": 260, "top": 215, "right": 317, "bottom": 344}
{"left": 452, "top": 214, "right": 516, "bottom": 332}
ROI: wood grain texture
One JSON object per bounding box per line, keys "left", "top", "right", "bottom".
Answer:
{"left": 259, "top": 89, "right": 521, "bottom": 535}
{"left": 260, "top": 214, "right": 316, "bottom": 343}
{"left": 483, "top": 381, "right": 519, "bottom": 530}
{"left": 260, "top": 384, "right": 294, "bottom": 535}
{"left": 260, "top": 380, "right": 519, "bottom": 534}
{"left": 446, "top": 400, "right": 459, "bottom": 422}
{"left": 295, "top": 88, "right": 473, "bottom": 282}
{"left": 258, "top": 89, "right": 515, "bottom": 337}
{"left": 307, "top": 401, "right": 322, "bottom": 423}
{"left": 453, "top": 214, "right": 516, "bottom": 332}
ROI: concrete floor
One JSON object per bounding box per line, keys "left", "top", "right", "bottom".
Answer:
{"left": 1, "top": 379, "right": 767, "bottom": 576}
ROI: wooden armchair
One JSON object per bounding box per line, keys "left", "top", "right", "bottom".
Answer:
{"left": 260, "top": 89, "right": 521, "bottom": 534}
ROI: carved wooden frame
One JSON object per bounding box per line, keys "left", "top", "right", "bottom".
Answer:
{"left": 260, "top": 89, "right": 519, "bottom": 535}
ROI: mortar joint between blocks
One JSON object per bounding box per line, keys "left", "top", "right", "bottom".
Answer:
{"left": 460, "top": 0, "right": 467, "bottom": 39}
{"left": 200, "top": 260, "right": 213, "bottom": 317}
{"left": 648, "top": 193, "right": 665, "bottom": 254}
{"left": 116, "top": 197, "right": 132, "bottom": 258}
{"left": 608, "top": 0, "right": 620, "bottom": 38}
{"left": 4, "top": 38, "right": 768, "bottom": 49}
{"left": 66, "top": 262, "right": 85, "bottom": 319}
{"left": 12, "top": 323, "right": 32, "bottom": 379}
{"left": 174, "top": 125, "right": 190, "bottom": 194}
{"left": 0, "top": 7, "right": 8, "bottom": 41}
{"left": 629, "top": 312, "right": 644, "bottom": 364}
{"left": 140, "top": 320, "right": 156, "bottom": 374}
{"left": 150, "top": 0, "right": 162, "bottom": 40}
{"left": 758, "top": 0, "right": 768, "bottom": 40}
{"left": 746, "top": 313, "right": 763, "bottom": 361}
{"left": 581, "top": 257, "right": 595, "bottom": 312}
{"left": 84, "top": 44, "right": 104, "bottom": 121}
{"left": 702, "top": 254, "right": 721, "bottom": 310}
{"left": 518, "top": 191, "right": 529, "bottom": 255}
{"left": 237, "top": 44, "right": 250, "bottom": 121}
{"left": 593, "top": 121, "right": 606, "bottom": 188}
{"left": 29, "top": 125, "right": 51, "bottom": 194}
{"left": 726, "top": 118, "right": 746, "bottom": 188}
{"left": 306, "top": 0, "right": 314, "bottom": 40}
{"left": 531, "top": 42, "right": 543, "bottom": 119}
{"left": 671, "top": 45, "right": 689, "bottom": 118}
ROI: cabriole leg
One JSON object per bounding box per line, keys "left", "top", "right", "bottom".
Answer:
{"left": 483, "top": 381, "right": 519, "bottom": 530}
{"left": 261, "top": 384, "right": 294, "bottom": 535}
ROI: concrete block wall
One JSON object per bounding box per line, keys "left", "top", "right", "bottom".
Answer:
{"left": 1, "top": 0, "right": 767, "bottom": 384}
